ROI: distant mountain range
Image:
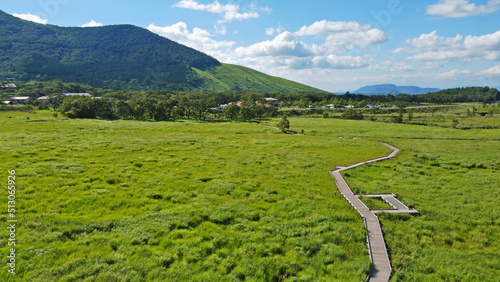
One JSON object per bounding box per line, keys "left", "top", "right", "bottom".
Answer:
{"left": 353, "top": 84, "right": 440, "bottom": 95}
{"left": 0, "top": 10, "right": 326, "bottom": 93}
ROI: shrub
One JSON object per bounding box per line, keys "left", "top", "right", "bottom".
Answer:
{"left": 341, "top": 108, "right": 363, "bottom": 120}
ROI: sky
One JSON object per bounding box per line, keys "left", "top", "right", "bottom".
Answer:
{"left": 2, "top": 0, "right": 500, "bottom": 92}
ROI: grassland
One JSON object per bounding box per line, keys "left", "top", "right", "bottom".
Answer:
{"left": 1, "top": 109, "right": 499, "bottom": 281}
{"left": 264, "top": 117, "right": 499, "bottom": 281}
{"left": 1, "top": 111, "right": 389, "bottom": 281}
{"left": 193, "top": 64, "right": 329, "bottom": 94}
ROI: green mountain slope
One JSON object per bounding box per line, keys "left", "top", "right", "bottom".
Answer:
{"left": 0, "top": 10, "right": 219, "bottom": 90}
{"left": 0, "top": 10, "right": 327, "bottom": 93}
{"left": 193, "top": 64, "right": 328, "bottom": 93}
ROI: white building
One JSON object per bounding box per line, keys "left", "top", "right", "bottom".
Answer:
{"left": 1, "top": 83, "right": 17, "bottom": 88}
{"left": 9, "top": 96, "right": 30, "bottom": 104}
{"left": 264, "top": 97, "right": 281, "bottom": 107}
{"left": 63, "top": 93, "right": 92, "bottom": 97}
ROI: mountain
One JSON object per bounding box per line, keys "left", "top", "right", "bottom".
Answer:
{"left": 353, "top": 84, "right": 440, "bottom": 95}
{"left": 0, "top": 10, "right": 327, "bottom": 93}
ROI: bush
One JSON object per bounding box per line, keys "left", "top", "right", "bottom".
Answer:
{"left": 277, "top": 115, "right": 290, "bottom": 132}
{"left": 341, "top": 108, "right": 363, "bottom": 120}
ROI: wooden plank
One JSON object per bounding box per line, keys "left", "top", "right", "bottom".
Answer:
{"left": 331, "top": 143, "right": 399, "bottom": 282}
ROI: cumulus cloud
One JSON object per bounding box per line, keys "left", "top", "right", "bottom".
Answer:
{"left": 426, "top": 0, "right": 500, "bottom": 18}
{"left": 233, "top": 20, "right": 386, "bottom": 71}
{"left": 13, "top": 13, "right": 48, "bottom": 25}
{"left": 393, "top": 31, "right": 463, "bottom": 53}
{"left": 394, "top": 30, "right": 500, "bottom": 62}
{"left": 464, "top": 30, "right": 500, "bottom": 50}
{"left": 147, "top": 22, "right": 235, "bottom": 59}
{"left": 235, "top": 31, "right": 317, "bottom": 57}
{"left": 173, "top": 0, "right": 264, "bottom": 23}
{"left": 81, "top": 20, "right": 103, "bottom": 28}
{"left": 295, "top": 20, "right": 387, "bottom": 53}
{"left": 477, "top": 64, "right": 500, "bottom": 75}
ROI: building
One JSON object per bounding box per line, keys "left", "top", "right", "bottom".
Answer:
{"left": 63, "top": 93, "right": 92, "bottom": 97}
{"left": 9, "top": 96, "right": 30, "bottom": 104}
{"left": 1, "top": 83, "right": 17, "bottom": 88}
{"left": 264, "top": 97, "right": 281, "bottom": 107}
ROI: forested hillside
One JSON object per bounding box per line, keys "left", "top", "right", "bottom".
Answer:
{"left": 0, "top": 10, "right": 327, "bottom": 93}
{"left": 0, "top": 10, "right": 220, "bottom": 90}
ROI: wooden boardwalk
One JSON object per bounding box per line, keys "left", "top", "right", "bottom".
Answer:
{"left": 330, "top": 143, "right": 400, "bottom": 282}
{"left": 362, "top": 194, "right": 419, "bottom": 214}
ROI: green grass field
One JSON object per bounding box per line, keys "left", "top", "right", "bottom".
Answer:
{"left": 1, "top": 110, "right": 499, "bottom": 281}
{"left": 1, "top": 111, "right": 389, "bottom": 281}
{"left": 267, "top": 117, "right": 499, "bottom": 281}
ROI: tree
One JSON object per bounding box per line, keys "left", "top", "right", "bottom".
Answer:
{"left": 190, "top": 99, "right": 209, "bottom": 120}
{"left": 298, "top": 98, "right": 312, "bottom": 108}
{"left": 223, "top": 103, "right": 240, "bottom": 121}
{"left": 59, "top": 96, "right": 96, "bottom": 119}
{"left": 114, "top": 100, "right": 133, "bottom": 120}
{"left": 241, "top": 93, "right": 264, "bottom": 103}
{"left": 407, "top": 110, "right": 414, "bottom": 121}
{"left": 341, "top": 108, "right": 363, "bottom": 120}
{"left": 239, "top": 104, "right": 255, "bottom": 121}
{"left": 92, "top": 98, "right": 116, "bottom": 120}
{"left": 391, "top": 113, "right": 403, "bottom": 123}
{"left": 277, "top": 115, "right": 290, "bottom": 132}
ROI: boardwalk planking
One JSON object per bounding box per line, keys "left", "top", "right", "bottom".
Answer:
{"left": 331, "top": 143, "right": 400, "bottom": 282}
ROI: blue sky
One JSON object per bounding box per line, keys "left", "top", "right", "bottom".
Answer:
{"left": 2, "top": 0, "right": 500, "bottom": 92}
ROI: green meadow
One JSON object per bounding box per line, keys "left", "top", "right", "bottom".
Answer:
{"left": 1, "top": 111, "right": 388, "bottom": 281}
{"left": 274, "top": 117, "right": 500, "bottom": 281}
{"left": 1, "top": 110, "right": 499, "bottom": 281}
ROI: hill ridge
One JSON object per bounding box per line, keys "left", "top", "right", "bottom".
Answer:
{"left": 353, "top": 84, "right": 440, "bottom": 95}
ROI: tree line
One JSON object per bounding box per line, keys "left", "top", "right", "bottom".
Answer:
{"left": 58, "top": 94, "right": 278, "bottom": 121}
{"left": 3, "top": 81, "right": 499, "bottom": 106}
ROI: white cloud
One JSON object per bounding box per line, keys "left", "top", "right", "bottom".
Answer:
{"left": 13, "top": 13, "right": 48, "bottom": 25}
{"left": 295, "top": 20, "right": 373, "bottom": 36}
{"left": 147, "top": 22, "right": 235, "bottom": 59}
{"left": 266, "top": 25, "right": 285, "bottom": 36}
{"left": 295, "top": 20, "right": 387, "bottom": 53}
{"left": 324, "top": 29, "right": 388, "bottom": 53}
{"left": 395, "top": 30, "right": 500, "bottom": 62}
{"left": 313, "top": 55, "right": 369, "bottom": 69}
{"left": 81, "top": 20, "right": 103, "bottom": 28}
{"left": 369, "top": 61, "right": 415, "bottom": 72}
{"left": 426, "top": 0, "right": 500, "bottom": 18}
{"left": 407, "top": 50, "right": 472, "bottom": 61}
{"left": 394, "top": 31, "right": 463, "bottom": 53}
{"left": 423, "top": 62, "right": 444, "bottom": 69}
{"left": 235, "top": 31, "right": 317, "bottom": 57}
{"left": 173, "top": 0, "right": 261, "bottom": 23}
{"left": 464, "top": 30, "right": 500, "bottom": 50}
{"left": 233, "top": 20, "right": 385, "bottom": 72}
{"left": 477, "top": 65, "right": 500, "bottom": 75}
{"left": 438, "top": 69, "right": 473, "bottom": 79}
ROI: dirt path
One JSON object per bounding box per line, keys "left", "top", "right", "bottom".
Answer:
{"left": 331, "top": 143, "right": 400, "bottom": 282}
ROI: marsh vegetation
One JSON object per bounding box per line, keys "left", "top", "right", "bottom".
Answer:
{"left": 1, "top": 104, "right": 498, "bottom": 281}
